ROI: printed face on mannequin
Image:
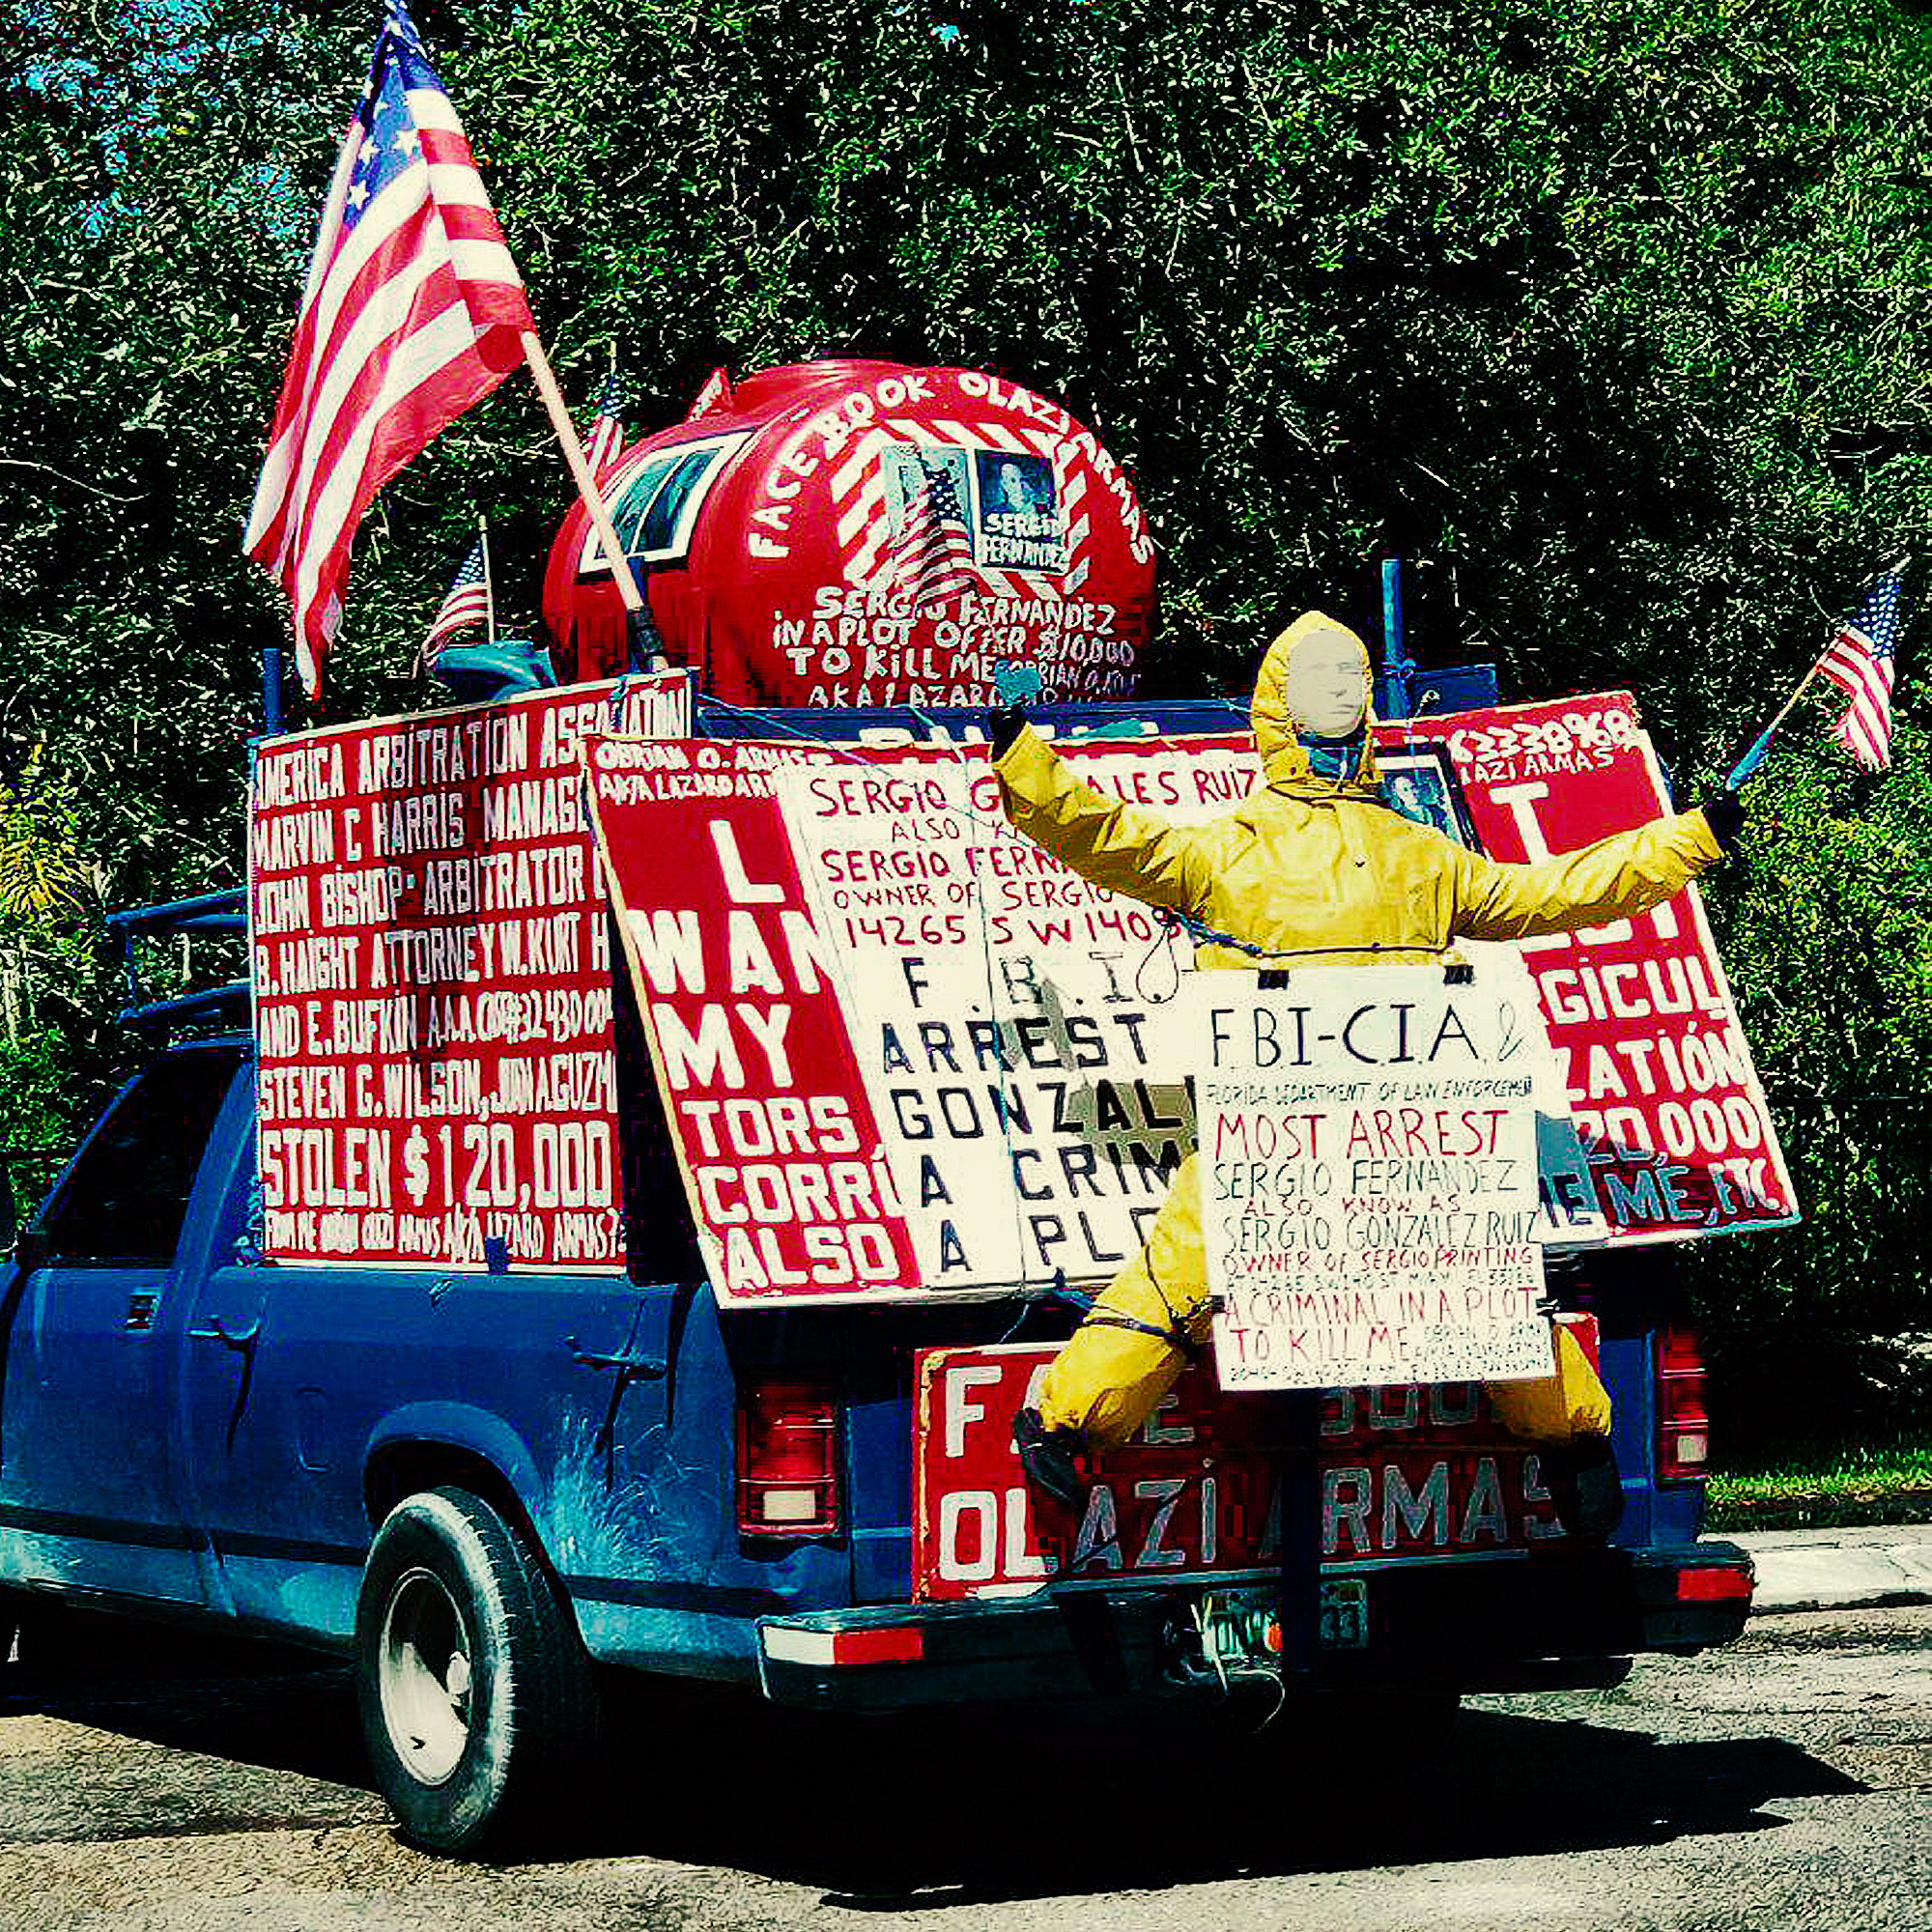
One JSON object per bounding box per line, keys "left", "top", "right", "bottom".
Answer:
{"left": 1283, "top": 629, "right": 1371, "bottom": 738}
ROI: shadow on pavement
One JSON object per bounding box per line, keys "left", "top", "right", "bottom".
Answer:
{"left": 0, "top": 1641, "right": 1866, "bottom": 1895}
{"left": 563, "top": 1681, "right": 1863, "bottom": 1908}
{"left": 0, "top": 1619, "right": 373, "bottom": 1844}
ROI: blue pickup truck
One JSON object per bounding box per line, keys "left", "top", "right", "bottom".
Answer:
{"left": 0, "top": 697, "right": 1755, "bottom": 1856}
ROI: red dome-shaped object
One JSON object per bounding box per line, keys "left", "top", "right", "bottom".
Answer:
{"left": 541, "top": 359, "right": 1156, "bottom": 707}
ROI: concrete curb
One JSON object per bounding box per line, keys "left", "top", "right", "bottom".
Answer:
{"left": 1726, "top": 1522, "right": 1932, "bottom": 1615}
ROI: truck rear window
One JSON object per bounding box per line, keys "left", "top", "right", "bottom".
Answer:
{"left": 42, "top": 1048, "right": 241, "bottom": 1265}
{"left": 578, "top": 431, "right": 747, "bottom": 571}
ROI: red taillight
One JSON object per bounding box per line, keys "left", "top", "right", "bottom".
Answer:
{"left": 1674, "top": 1566, "right": 1752, "bottom": 1604}
{"left": 737, "top": 1378, "right": 839, "bottom": 1536}
{"left": 1656, "top": 1321, "right": 1710, "bottom": 1480}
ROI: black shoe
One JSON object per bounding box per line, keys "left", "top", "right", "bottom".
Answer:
{"left": 1012, "top": 1406, "right": 1086, "bottom": 1510}
{"left": 1544, "top": 1436, "right": 1625, "bottom": 1539}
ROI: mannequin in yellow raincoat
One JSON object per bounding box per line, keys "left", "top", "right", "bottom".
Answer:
{"left": 993, "top": 611, "right": 1745, "bottom": 1529}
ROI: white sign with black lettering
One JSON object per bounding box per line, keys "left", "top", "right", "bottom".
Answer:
{"left": 1195, "top": 967, "right": 1553, "bottom": 1391}
{"left": 779, "top": 739, "right": 1257, "bottom": 1291}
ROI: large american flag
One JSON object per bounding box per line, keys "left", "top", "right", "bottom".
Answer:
{"left": 244, "top": 0, "right": 533, "bottom": 701}
{"left": 888, "top": 460, "right": 976, "bottom": 604}
{"left": 1817, "top": 568, "right": 1905, "bottom": 772}
{"left": 420, "top": 535, "right": 490, "bottom": 668}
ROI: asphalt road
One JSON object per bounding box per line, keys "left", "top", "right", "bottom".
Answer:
{"left": 0, "top": 1605, "right": 1926, "bottom": 1932}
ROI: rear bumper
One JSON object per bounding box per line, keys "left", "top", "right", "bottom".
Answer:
{"left": 756, "top": 1542, "right": 1754, "bottom": 1713}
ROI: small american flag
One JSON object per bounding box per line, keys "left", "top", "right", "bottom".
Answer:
{"left": 889, "top": 461, "right": 976, "bottom": 603}
{"left": 421, "top": 537, "right": 490, "bottom": 667}
{"left": 1817, "top": 568, "right": 1905, "bottom": 772}
{"left": 582, "top": 368, "right": 628, "bottom": 481}
{"left": 244, "top": 0, "right": 533, "bottom": 702}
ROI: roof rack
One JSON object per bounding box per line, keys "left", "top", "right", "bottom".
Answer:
{"left": 102, "top": 889, "right": 245, "bottom": 940}
{"left": 105, "top": 889, "right": 247, "bottom": 1029}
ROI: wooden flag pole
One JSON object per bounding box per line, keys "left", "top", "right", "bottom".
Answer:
{"left": 1750, "top": 656, "right": 1826, "bottom": 750}
{"left": 520, "top": 329, "right": 644, "bottom": 617}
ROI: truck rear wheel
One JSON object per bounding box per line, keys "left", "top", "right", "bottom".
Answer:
{"left": 354, "top": 1486, "right": 598, "bottom": 1855}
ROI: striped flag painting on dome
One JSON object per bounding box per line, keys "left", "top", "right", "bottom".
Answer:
{"left": 244, "top": 0, "right": 533, "bottom": 702}
{"left": 582, "top": 368, "right": 630, "bottom": 482}
{"left": 887, "top": 456, "right": 977, "bottom": 605}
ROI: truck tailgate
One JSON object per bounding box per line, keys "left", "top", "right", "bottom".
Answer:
{"left": 913, "top": 1342, "right": 1573, "bottom": 1601}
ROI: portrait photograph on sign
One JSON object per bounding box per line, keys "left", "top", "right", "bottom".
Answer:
{"left": 1378, "top": 741, "right": 1470, "bottom": 842}
{"left": 970, "top": 449, "right": 1067, "bottom": 574}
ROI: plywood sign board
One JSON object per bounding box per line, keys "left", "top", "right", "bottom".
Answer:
{"left": 248, "top": 674, "right": 690, "bottom": 1271}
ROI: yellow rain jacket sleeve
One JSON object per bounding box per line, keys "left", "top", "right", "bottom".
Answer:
{"left": 992, "top": 726, "right": 1217, "bottom": 919}
{"left": 1449, "top": 817, "right": 1724, "bottom": 942}
{"left": 994, "top": 722, "right": 1723, "bottom": 966}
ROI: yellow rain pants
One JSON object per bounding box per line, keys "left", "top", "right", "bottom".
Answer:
{"left": 998, "top": 611, "right": 1725, "bottom": 1452}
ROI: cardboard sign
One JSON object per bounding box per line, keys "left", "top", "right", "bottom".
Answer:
{"left": 1195, "top": 970, "right": 1553, "bottom": 1391}
{"left": 912, "top": 1343, "right": 1569, "bottom": 1602}
{"left": 778, "top": 738, "right": 1259, "bottom": 1291}
{"left": 1401, "top": 694, "right": 1797, "bottom": 1242}
{"left": 248, "top": 675, "right": 689, "bottom": 1270}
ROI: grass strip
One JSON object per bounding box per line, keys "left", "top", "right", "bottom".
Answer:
{"left": 1705, "top": 1440, "right": 1932, "bottom": 1531}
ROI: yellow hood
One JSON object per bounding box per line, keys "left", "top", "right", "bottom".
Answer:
{"left": 1249, "top": 610, "right": 1382, "bottom": 797}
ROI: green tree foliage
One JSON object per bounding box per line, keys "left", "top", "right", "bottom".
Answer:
{"left": 0, "top": 750, "right": 104, "bottom": 1167}
{"left": 1697, "top": 709, "right": 1932, "bottom": 1448}
{"left": 0, "top": 0, "right": 1926, "bottom": 1435}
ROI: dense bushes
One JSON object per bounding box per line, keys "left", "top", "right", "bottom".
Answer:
{"left": 0, "top": 0, "right": 1926, "bottom": 1438}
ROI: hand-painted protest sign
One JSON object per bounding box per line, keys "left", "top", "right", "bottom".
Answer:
{"left": 582, "top": 697, "right": 1788, "bottom": 1307}
{"left": 778, "top": 738, "right": 1259, "bottom": 1291}
{"left": 248, "top": 675, "right": 688, "bottom": 1271}
{"left": 1194, "top": 968, "right": 1554, "bottom": 1392}
{"left": 1399, "top": 694, "right": 1797, "bottom": 1243}
{"left": 585, "top": 732, "right": 1254, "bottom": 1299}
{"left": 583, "top": 735, "right": 922, "bottom": 1301}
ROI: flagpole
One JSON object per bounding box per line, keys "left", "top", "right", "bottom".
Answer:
{"left": 520, "top": 330, "right": 652, "bottom": 649}
{"left": 1722, "top": 659, "right": 1826, "bottom": 790}
{"left": 478, "top": 510, "right": 496, "bottom": 651}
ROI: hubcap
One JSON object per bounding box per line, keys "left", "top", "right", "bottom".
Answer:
{"left": 378, "top": 1566, "right": 474, "bottom": 1784}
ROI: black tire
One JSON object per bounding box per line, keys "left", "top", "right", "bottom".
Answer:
{"left": 354, "top": 1486, "right": 598, "bottom": 1856}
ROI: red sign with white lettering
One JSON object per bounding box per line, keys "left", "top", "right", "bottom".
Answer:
{"left": 1397, "top": 693, "right": 1796, "bottom": 1242}
{"left": 583, "top": 735, "right": 923, "bottom": 1300}
{"left": 248, "top": 676, "right": 688, "bottom": 1270}
{"left": 913, "top": 1343, "right": 1573, "bottom": 1602}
